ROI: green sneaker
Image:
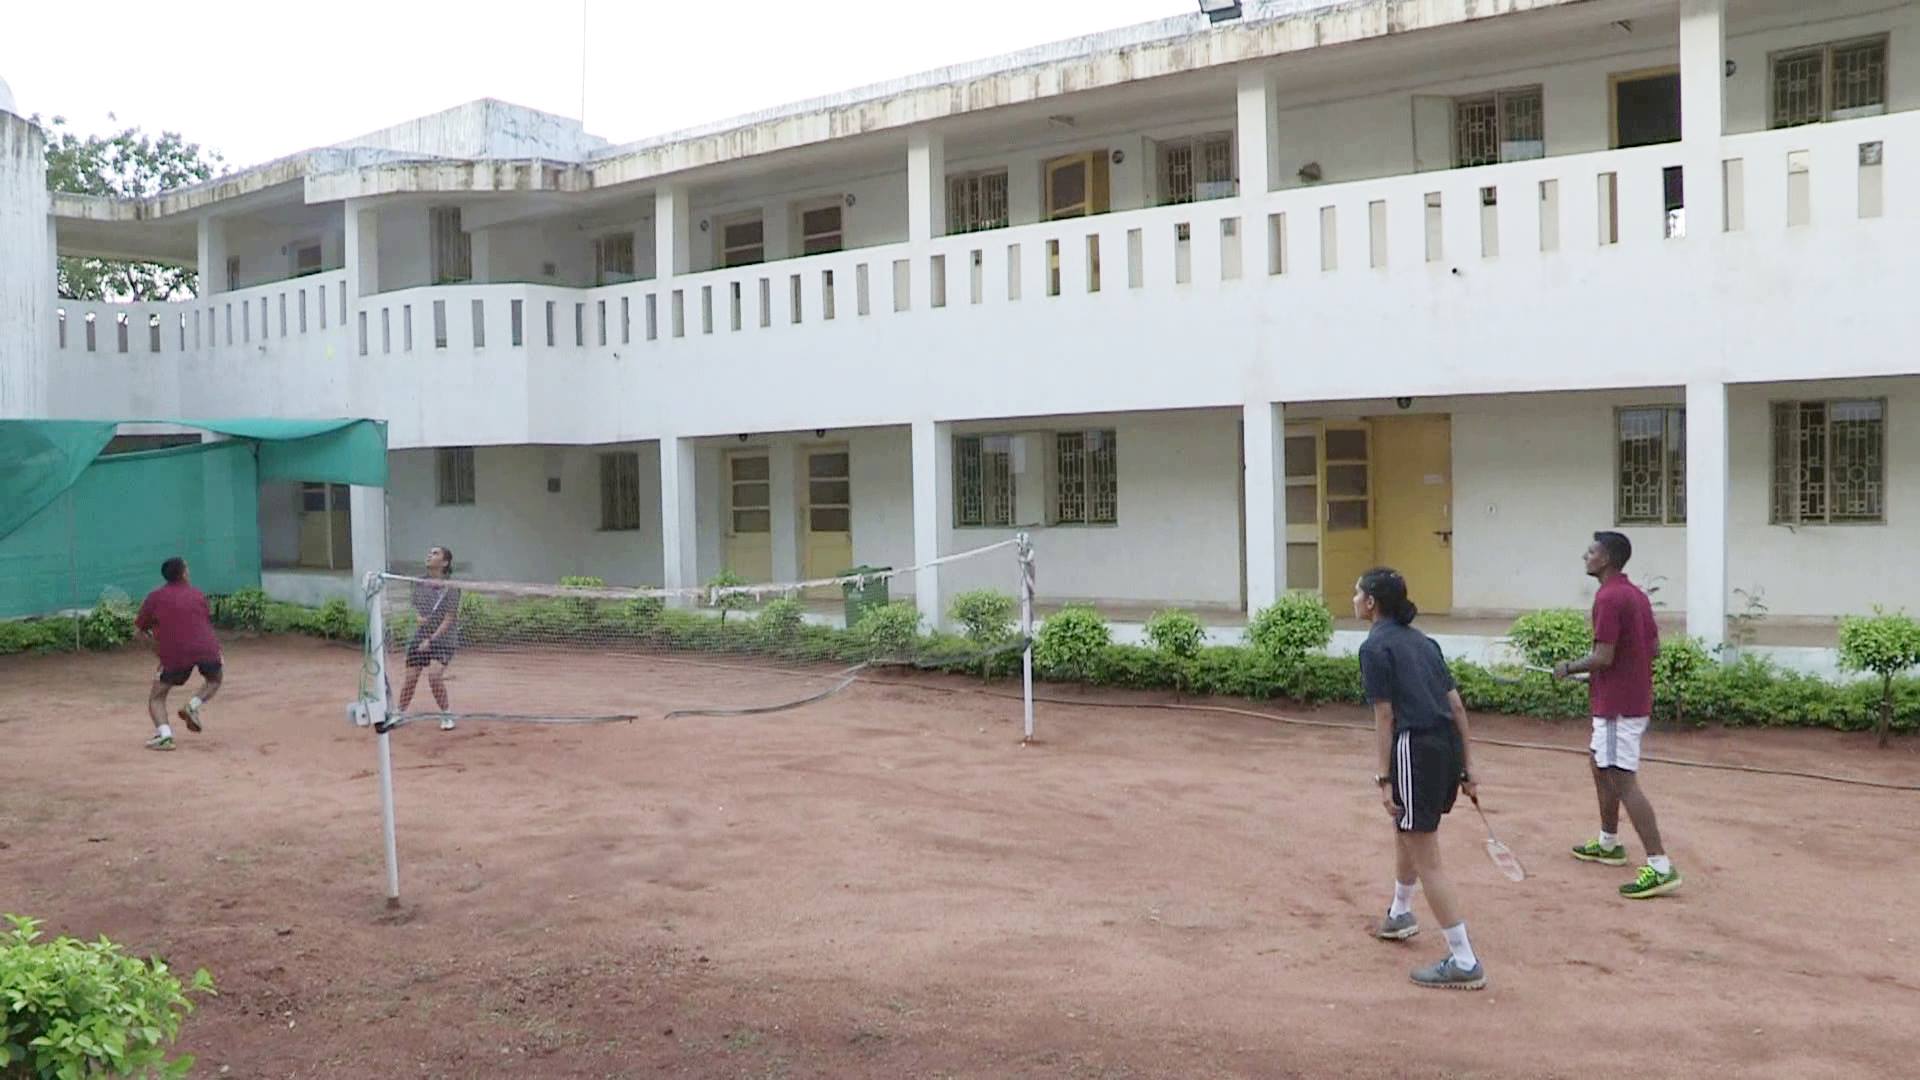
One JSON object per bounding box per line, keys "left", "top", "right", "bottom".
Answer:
{"left": 1571, "top": 839, "right": 1629, "bottom": 866}
{"left": 1620, "top": 864, "right": 1682, "bottom": 899}
{"left": 144, "top": 733, "right": 175, "bottom": 752}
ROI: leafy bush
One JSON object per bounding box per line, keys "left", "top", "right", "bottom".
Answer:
{"left": 558, "top": 575, "right": 604, "bottom": 589}
{"left": 1144, "top": 610, "right": 1206, "bottom": 660}
{"left": 1034, "top": 606, "right": 1112, "bottom": 680}
{"left": 1246, "top": 592, "right": 1334, "bottom": 665}
{"left": 1839, "top": 608, "right": 1920, "bottom": 747}
{"left": 0, "top": 913, "right": 215, "bottom": 1079}
{"left": 210, "top": 587, "right": 267, "bottom": 632}
{"left": 1653, "top": 636, "right": 1712, "bottom": 728}
{"left": 619, "top": 595, "right": 666, "bottom": 636}
{"left": 852, "top": 601, "right": 922, "bottom": 659}
{"left": 950, "top": 590, "right": 1017, "bottom": 646}
{"left": 756, "top": 598, "right": 806, "bottom": 644}
{"left": 0, "top": 618, "right": 78, "bottom": 656}
{"left": 315, "top": 598, "right": 360, "bottom": 641}
{"left": 78, "top": 596, "right": 137, "bottom": 652}
{"left": 707, "top": 570, "right": 751, "bottom": 624}
{"left": 1505, "top": 609, "right": 1593, "bottom": 669}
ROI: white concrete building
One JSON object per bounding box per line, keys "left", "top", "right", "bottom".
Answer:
{"left": 3, "top": 0, "right": 1918, "bottom": 668}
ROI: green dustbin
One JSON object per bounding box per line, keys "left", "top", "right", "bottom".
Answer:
{"left": 841, "top": 566, "right": 891, "bottom": 627}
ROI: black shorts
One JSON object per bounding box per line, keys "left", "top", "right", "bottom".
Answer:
{"left": 1389, "top": 728, "right": 1463, "bottom": 834}
{"left": 158, "top": 660, "right": 222, "bottom": 687}
{"left": 405, "top": 636, "right": 456, "bottom": 669}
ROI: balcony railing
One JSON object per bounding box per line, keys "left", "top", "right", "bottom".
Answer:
{"left": 52, "top": 273, "right": 350, "bottom": 358}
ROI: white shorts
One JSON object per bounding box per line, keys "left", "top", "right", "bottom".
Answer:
{"left": 1591, "top": 716, "right": 1650, "bottom": 772}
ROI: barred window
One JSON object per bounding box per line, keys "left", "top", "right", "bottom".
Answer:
{"left": 1772, "top": 36, "right": 1888, "bottom": 128}
{"left": 954, "top": 435, "right": 1015, "bottom": 528}
{"left": 1453, "top": 87, "right": 1544, "bottom": 168}
{"left": 595, "top": 234, "right": 635, "bottom": 285}
{"left": 599, "top": 452, "right": 642, "bottom": 531}
{"left": 1158, "top": 132, "right": 1236, "bottom": 206}
{"left": 948, "top": 170, "right": 1010, "bottom": 234}
{"left": 1616, "top": 407, "right": 1686, "bottom": 526}
{"left": 1771, "top": 400, "right": 1885, "bottom": 525}
{"left": 1054, "top": 430, "right": 1118, "bottom": 525}
{"left": 436, "top": 447, "right": 476, "bottom": 506}
{"left": 430, "top": 207, "right": 472, "bottom": 285}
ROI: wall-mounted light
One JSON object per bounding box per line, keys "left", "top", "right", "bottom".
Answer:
{"left": 1726, "top": 59, "right": 1738, "bottom": 77}
{"left": 844, "top": 194, "right": 856, "bottom": 207}
{"left": 1611, "top": 19, "right": 1633, "bottom": 34}
{"left": 1047, "top": 114, "right": 1076, "bottom": 129}
{"left": 815, "top": 428, "right": 827, "bottom": 438}
{"left": 1297, "top": 162, "right": 1323, "bottom": 183}
{"left": 737, "top": 433, "right": 749, "bottom": 442}
{"left": 1395, "top": 397, "right": 1414, "bottom": 410}
{"left": 1111, "top": 149, "right": 1126, "bottom": 165}
{"left": 699, "top": 219, "right": 710, "bottom": 232}
{"left": 1198, "top": 1, "right": 1243, "bottom": 23}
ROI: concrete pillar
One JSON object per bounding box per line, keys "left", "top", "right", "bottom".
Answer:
{"left": 1242, "top": 401, "right": 1284, "bottom": 614}
{"left": 1236, "top": 67, "right": 1276, "bottom": 277}
{"left": 910, "top": 418, "right": 949, "bottom": 630}
{"left": 908, "top": 130, "right": 947, "bottom": 242}
{"left": 768, "top": 440, "right": 801, "bottom": 582}
{"left": 0, "top": 109, "right": 52, "bottom": 419}
{"left": 344, "top": 199, "right": 380, "bottom": 298}
{"left": 660, "top": 436, "right": 698, "bottom": 593}
{"left": 349, "top": 484, "right": 389, "bottom": 584}
{"left": 196, "top": 215, "right": 228, "bottom": 295}
{"left": 654, "top": 185, "right": 690, "bottom": 279}
{"left": 1685, "top": 381, "right": 1728, "bottom": 650}
{"left": 762, "top": 201, "right": 792, "bottom": 263}
{"left": 1680, "top": 0, "right": 1726, "bottom": 235}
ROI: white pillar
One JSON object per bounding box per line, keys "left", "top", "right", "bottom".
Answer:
{"left": 768, "top": 441, "right": 801, "bottom": 582}
{"left": 660, "top": 436, "right": 698, "bottom": 592}
{"left": 762, "top": 201, "right": 792, "bottom": 263}
{"left": 1236, "top": 67, "right": 1277, "bottom": 278}
{"left": 908, "top": 130, "right": 947, "bottom": 242}
{"left": 1680, "top": 0, "right": 1726, "bottom": 235}
{"left": 348, "top": 484, "right": 389, "bottom": 584}
{"left": 910, "top": 419, "right": 948, "bottom": 630}
{"left": 654, "top": 185, "right": 690, "bottom": 279}
{"left": 1685, "top": 381, "right": 1728, "bottom": 650}
{"left": 0, "top": 110, "right": 52, "bottom": 419}
{"left": 196, "top": 215, "right": 228, "bottom": 295}
{"left": 1242, "top": 401, "right": 1283, "bottom": 614}
{"left": 344, "top": 199, "right": 380, "bottom": 298}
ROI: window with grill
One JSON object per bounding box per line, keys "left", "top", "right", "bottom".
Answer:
{"left": 436, "top": 447, "right": 476, "bottom": 506}
{"left": 721, "top": 218, "right": 765, "bottom": 268}
{"left": 595, "top": 233, "right": 636, "bottom": 285}
{"left": 599, "top": 452, "right": 642, "bottom": 531}
{"left": 1771, "top": 399, "right": 1885, "bottom": 525}
{"left": 1158, "top": 132, "right": 1236, "bottom": 205}
{"left": 430, "top": 207, "right": 472, "bottom": 284}
{"left": 953, "top": 435, "right": 1015, "bottom": 528}
{"left": 1054, "top": 430, "right": 1118, "bottom": 525}
{"left": 1771, "top": 37, "right": 1888, "bottom": 128}
{"left": 1452, "top": 87, "right": 1545, "bottom": 168}
{"left": 1615, "top": 407, "right": 1687, "bottom": 526}
{"left": 801, "top": 205, "right": 844, "bottom": 255}
{"left": 948, "top": 170, "right": 1010, "bottom": 233}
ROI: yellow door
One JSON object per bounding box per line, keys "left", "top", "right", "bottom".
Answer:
{"left": 1372, "top": 415, "right": 1454, "bottom": 614}
{"left": 803, "top": 448, "right": 853, "bottom": 596}
{"left": 1044, "top": 151, "right": 1110, "bottom": 293}
{"left": 1319, "top": 423, "right": 1374, "bottom": 609}
{"left": 725, "top": 452, "right": 774, "bottom": 583}
{"left": 298, "top": 483, "right": 350, "bottom": 570}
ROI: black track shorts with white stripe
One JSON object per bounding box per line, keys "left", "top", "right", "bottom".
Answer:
{"left": 1390, "top": 729, "right": 1463, "bottom": 834}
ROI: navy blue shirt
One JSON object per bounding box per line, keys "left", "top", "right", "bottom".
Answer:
{"left": 1358, "top": 620, "right": 1458, "bottom": 735}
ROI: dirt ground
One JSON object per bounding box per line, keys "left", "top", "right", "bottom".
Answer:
{"left": 2, "top": 636, "right": 1917, "bottom": 1079}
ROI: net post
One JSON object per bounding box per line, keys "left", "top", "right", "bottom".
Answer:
{"left": 363, "top": 571, "right": 402, "bottom": 908}
{"left": 1017, "top": 532, "right": 1036, "bottom": 743}
{"left": 376, "top": 729, "right": 401, "bottom": 908}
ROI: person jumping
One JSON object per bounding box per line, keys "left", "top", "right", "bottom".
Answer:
{"left": 134, "top": 557, "right": 223, "bottom": 752}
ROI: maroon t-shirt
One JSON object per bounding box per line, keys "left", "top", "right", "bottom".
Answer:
{"left": 135, "top": 581, "right": 222, "bottom": 671}
{"left": 1589, "top": 574, "right": 1657, "bottom": 719}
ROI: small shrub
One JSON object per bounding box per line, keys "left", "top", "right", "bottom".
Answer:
{"left": 315, "top": 598, "right": 360, "bottom": 642}
{"left": 0, "top": 618, "right": 78, "bottom": 656}
{"left": 0, "top": 913, "right": 215, "bottom": 1079}
{"left": 77, "top": 594, "right": 137, "bottom": 652}
{"left": 950, "top": 590, "right": 1017, "bottom": 646}
{"left": 852, "top": 601, "right": 922, "bottom": 659}
{"left": 1725, "top": 585, "right": 1770, "bottom": 653}
{"left": 211, "top": 586, "right": 267, "bottom": 632}
{"left": 1838, "top": 608, "right": 1920, "bottom": 747}
{"left": 558, "top": 575, "right": 608, "bottom": 633}
{"left": 707, "top": 570, "right": 751, "bottom": 624}
{"left": 1246, "top": 592, "right": 1334, "bottom": 665}
{"left": 1506, "top": 608, "right": 1593, "bottom": 669}
{"left": 619, "top": 595, "right": 666, "bottom": 637}
{"left": 1653, "top": 636, "right": 1712, "bottom": 728}
{"left": 558, "top": 575, "right": 605, "bottom": 589}
{"left": 1144, "top": 610, "right": 1206, "bottom": 660}
{"left": 1034, "top": 606, "right": 1112, "bottom": 680}
{"left": 756, "top": 598, "right": 806, "bottom": 644}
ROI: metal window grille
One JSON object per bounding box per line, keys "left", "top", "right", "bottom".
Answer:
{"left": 599, "top": 452, "right": 641, "bottom": 531}
{"left": 954, "top": 436, "right": 1015, "bottom": 527}
{"left": 948, "top": 171, "right": 1010, "bottom": 233}
{"left": 431, "top": 207, "right": 472, "bottom": 284}
{"left": 722, "top": 220, "right": 765, "bottom": 268}
{"left": 1616, "top": 407, "right": 1686, "bottom": 526}
{"left": 1771, "top": 400, "right": 1884, "bottom": 524}
{"left": 1831, "top": 38, "right": 1889, "bottom": 116}
{"left": 802, "top": 206, "right": 844, "bottom": 255}
{"left": 596, "top": 234, "right": 635, "bottom": 285}
{"left": 1453, "top": 87, "right": 1543, "bottom": 168}
{"left": 1159, "top": 133, "right": 1235, "bottom": 206}
{"left": 436, "top": 447, "right": 476, "bottom": 506}
{"left": 1054, "top": 430, "right": 1118, "bottom": 524}
{"left": 1773, "top": 38, "right": 1888, "bottom": 128}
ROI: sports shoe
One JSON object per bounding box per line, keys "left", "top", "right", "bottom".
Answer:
{"left": 1375, "top": 911, "right": 1419, "bottom": 941}
{"left": 439, "top": 715, "right": 457, "bottom": 732}
{"left": 144, "top": 733, "right": 175, "bottom": 751}
{"left": 178, "top": 699, "right": 202, "bottom": 733}
{"left": 1410, "top": 955, "right": 1486, "bottom": 991}
{"left": 1571, "top": 839, "right": 1629, "bottom": 866}
{"left": 1620, "top": 864, "right": 1682, "bottom": 899}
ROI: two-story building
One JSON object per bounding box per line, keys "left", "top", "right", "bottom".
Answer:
{"left": 2, "top": 0, "right": 1916, "bottom": 669}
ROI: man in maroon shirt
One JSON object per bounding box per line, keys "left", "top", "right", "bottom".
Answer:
{"left": 134, "top": 557, "right": 224, "bottom": 752}
{"left": 1553, "top": 532, "right": 1681, "bottom": 898}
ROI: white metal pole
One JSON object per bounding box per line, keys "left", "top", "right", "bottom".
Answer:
{"left": 1018, "top": 534, "right": 1035, "bottom": 743}
{"left": 377, "top": 729, "right": 401, "bottom": 908}
{"left": 365, "top": 571, "right": 401, "bottom": 908}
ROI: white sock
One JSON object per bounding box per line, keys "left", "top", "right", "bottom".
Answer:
{"left": 1648, "top": 854, "right": 1672, "bottom": 875}
{"left": 1599, "top": 831, "right": 1618, "bottom": 849}
{"left": 1442, "top": 923, "right": 1478, "bottom": 970}
{"left": 157, "top": 723, "right": 173, "bottom": 739}
{"left": 1389, "top": 882, "right": 1417, "bottom": 918}
{"left": 188, "top": 696, "right": 203, "bottom": 709}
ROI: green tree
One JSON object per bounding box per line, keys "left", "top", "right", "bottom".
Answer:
{"left": 35, "top": 113, "right": 223, "bottom": 301}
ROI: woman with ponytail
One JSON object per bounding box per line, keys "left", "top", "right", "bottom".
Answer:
{"left": 1355, "top": 566, "right": 1487, "bottom": 990}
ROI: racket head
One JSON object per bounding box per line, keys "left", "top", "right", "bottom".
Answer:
{"left": 1485, "top": 837, "right": 1527, "bottom": 882}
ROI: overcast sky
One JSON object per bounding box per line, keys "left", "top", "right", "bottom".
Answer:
{"left": 2, "top": 0, "right": 1191, "bottom": 166}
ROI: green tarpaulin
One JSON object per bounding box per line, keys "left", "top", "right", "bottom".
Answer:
{"left": 0, "top": 419, "right": 387, "bottom": 619}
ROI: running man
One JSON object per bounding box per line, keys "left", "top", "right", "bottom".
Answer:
{"left": 134, "top": 556, "right": 223, "bottom": 752}
{"left": 397, "top": 545, "right": 461, "bottom": 731}
{"left": 1553, "top": 531, "right": 1682, "bottom": 899}
{"left": 1357, "top": 567, "right": 1487, "bottom": 991}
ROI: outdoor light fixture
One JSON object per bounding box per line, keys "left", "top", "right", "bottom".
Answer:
{"left": 1199, "top": 1, "right": 1244, "bottom": 23}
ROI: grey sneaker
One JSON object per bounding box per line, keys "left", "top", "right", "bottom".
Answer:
{"left": 144, "top": 733, "right": 175, "bottom": 751}
{"left": 439, "top": 715, "right": 457, "bottom": 732}
{"left": 1410, "top": 955, "right": 1486, "bottom": 991}
{"left": 1375, "top": 911, "right": 1419, "bottom": 941}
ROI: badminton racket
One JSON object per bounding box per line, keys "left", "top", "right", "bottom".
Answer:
{"left": 1488, "top": 664, "right": 1588, "bottom": 685}
{"left": 1468, "top": 792, "right": 1526, "bottom": 882}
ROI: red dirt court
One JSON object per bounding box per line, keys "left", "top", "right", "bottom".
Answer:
{"left": 2, "top": 636, "right": 1917, "bottom": 1079}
